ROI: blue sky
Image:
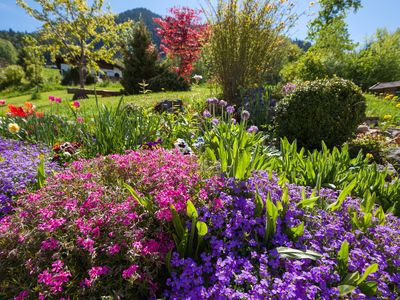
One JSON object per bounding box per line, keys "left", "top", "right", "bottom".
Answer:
{"left": 0, "top": 0, "right": 399, "bottom": 44}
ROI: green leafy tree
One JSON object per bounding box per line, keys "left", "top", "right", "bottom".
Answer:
{"left": 347, "top": 28, "right": 400, "bottom": 90}
{"left": 0, "top": 38, "right": 18, "bottom": 67}
{"left": 121, "top": 20, "right": 159, "bottom": 94}
{"left": 282, "top": 16, "right": 356, "bottom": 81}
{"left": 21, "top": 36, "right": 45, "bottom": 90}
{"left": 16, "top": 0, "right": 130, "bottom": 88}
{"left": 309, "top": 0, "right": 362, "bottom": 39}
{"left": 206, "top": 0, "right": 297, "bottom": 105}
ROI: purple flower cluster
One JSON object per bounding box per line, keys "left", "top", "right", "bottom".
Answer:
{"left": 282, "top": 82, "right": 297, "bottom": 95}
{"left": 164, "top": 172, "right": 400, "bottom": 299}
{"left": 0, "top": 138, "right": 59, "bottom": 216}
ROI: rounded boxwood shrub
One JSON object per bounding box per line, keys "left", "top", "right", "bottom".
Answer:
{"left": 275, "top": 78, "right": 366, "bottom": 149}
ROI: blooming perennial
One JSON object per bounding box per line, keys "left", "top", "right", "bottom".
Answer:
{"left": 165, "top": 172, "right": 400, "bottom": 299}
{"left": 0, "top": 138, "right": 59, "bottom": 216}
{"left": 0, "top": 148, "right": 202, "bottom": 298}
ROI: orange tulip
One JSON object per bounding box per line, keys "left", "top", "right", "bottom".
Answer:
{"left": 36, "top": 112, "right": 45, "bottom": 118}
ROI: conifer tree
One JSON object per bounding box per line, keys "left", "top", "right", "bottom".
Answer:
{"left": 121, "top": 20, "right": 159, "bottom": 94}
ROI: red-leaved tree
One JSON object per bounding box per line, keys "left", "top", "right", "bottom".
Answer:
{"left": 154, "top": 7, "right": 209, "bottom": 79}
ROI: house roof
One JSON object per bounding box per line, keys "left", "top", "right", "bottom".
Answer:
{"left": 369, "top": 81, "right": 400, "bottom": 90}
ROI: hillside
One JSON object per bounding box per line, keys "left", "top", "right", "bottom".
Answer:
{"left": 0, "top": 8, "right": 162, "bottom": 52}
{"left": 116, "top": 7, "right": 162, "bottom": 49}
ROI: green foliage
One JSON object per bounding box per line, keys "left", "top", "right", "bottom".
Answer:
{"left": 240, "top": 87, "right": 272, "bottom": 127}
{"left": 148, "top": 67, "right": 191, "bottom": 92}
{"left": 121, "top": 20, "right": 159, "bottom": 94}
{"left": 21, "top": 36, "right": 45, "bottom": 89}
{"left": 348, "top": 133, "right": 387, "bottom": 164}
{"left": 282, "top": 17, "right": 355, "bottom": 82}
{"left": 82, "top": 97, "right": 161, "bottom": 156}
{"left": 202, "top": 117, "right": 275, "bottom": 180}
{"left": 16, "top": 0, "right": 130, "bottom": 88}
{"left": 206, "top": 0, "right": 296, "bottom": 104}
{"left": 276, "top": 247, "right": 323, "bottom": 260}
{"left": 36, "top": 156, "right": 46, "bottom": 189}
{"left": 264, "top": 192, "right": 279, "bottom": 241}
{"left": 266, "top": 138, "right": 400, "bottom": 215}
{"left": 0, "top": 65, "right": 25, "bottom": 90}
{"left": 0, "top": 113, "right": 85, "bottom": 146}
{"left": 60, "top": 68, "right": 95, "bottom": 86}
{"left": 346, "top": 28, "right": 400, "bottom": 90}
{"left": 0, "top": 38, "right": 18, "bottom": 66}
{"left": 170, "top": 201, "right": 208, "bottom": 261}
{"left": 327, "top": 179, "right": 357, "bottom": 211}
{"left": 275, "top": 78, "right": 366, "bottom": 149}
{"left": 0, "top": 30, "right": 27, "bottom": 52}
{"left": 308, "top": 0, "right": 362, "bottom": 39}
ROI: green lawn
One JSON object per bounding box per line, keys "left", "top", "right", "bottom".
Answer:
{"left": 0, "top": 84, "right": 214, "bottom": 116}
{"left": 365, "top": 93, "right": 400, "bottom": 119}
{"left": 4, "top": 85, "right": 397, "bottom": 123}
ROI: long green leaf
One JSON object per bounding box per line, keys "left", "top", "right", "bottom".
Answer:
{"left": 276, "top": 247, "right": 323, "bottom": 260}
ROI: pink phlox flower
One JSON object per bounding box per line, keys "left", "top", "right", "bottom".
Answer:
{"left": 88, "top": 266, "right": 109, "bottom": 279}
{"left": 108, "top": 243, "right": 121, "bottom": 255}
{"left": 77, "top": 237, "right": 95, "bottom": 253}
{"left": 38, "top": 218, "right": 66, "bottom": 232}
{"left": 141, "top": 239, "right": 160, "bottom": 255}
{"left": 41, "top": 238, "right": 59, "bottom": 251}
{"left": 13, "top": 290, "right": 29, "bottom": 300}
{"left": 122, "top": 264, "right": 139, "bottom": 280}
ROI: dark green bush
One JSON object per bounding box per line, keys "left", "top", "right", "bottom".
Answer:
{"left": 275, "top": 77, "right": 366, "bottom": 149}
{"left": 61, "top": 68, "right": 96, "bottom": 86}
{"left": 149, "top": 68, "right": 190, "bottom": 92}
{"left": 61, "top": 68, "right": 80, "bottom": 86}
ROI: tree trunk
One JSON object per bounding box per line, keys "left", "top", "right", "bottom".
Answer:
{"left": 79, "top": 45, "right": 85, "bottom": 89}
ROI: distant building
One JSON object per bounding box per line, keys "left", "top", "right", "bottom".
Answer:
{"left": 56, "top": 58, "right": 124, "bottom": 80}
{"left": 369, "top": 81, "right": 400, "bottom": 95}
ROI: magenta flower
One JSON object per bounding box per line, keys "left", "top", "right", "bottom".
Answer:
{"left": 0, "top": 99, "right": 6, "bottom": 106}
{"left": 108, "top": 243, "right": 121, "bottom": 255}
{"left": 48, "top": 96, "right": 55, "bottom": 102}
{"left": 122, "top": 264, "right": 139, "bottom": 280}
{"left": 13, "top": 290, "right": 28, "bottom": 300}
{"left": 41, "top": 237, "right": 59, "bottom": 251}
{"left": 72, "top": 101, "right": 80, "bottom": 108}
{"left": 88, "top": 266, "right": 109, "bottom": 279}
{"left": 55, "top": 97, "right": 62, "bottom": 103}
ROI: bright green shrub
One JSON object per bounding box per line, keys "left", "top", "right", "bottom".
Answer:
{"left": 275, "top": 77, "right": 366, "bottom": 149}
{"left": 0, "top": 38, "right": 17, "bottom": 66}
{"left": 0, "top": 65, "right": 25, "bottom": 89}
